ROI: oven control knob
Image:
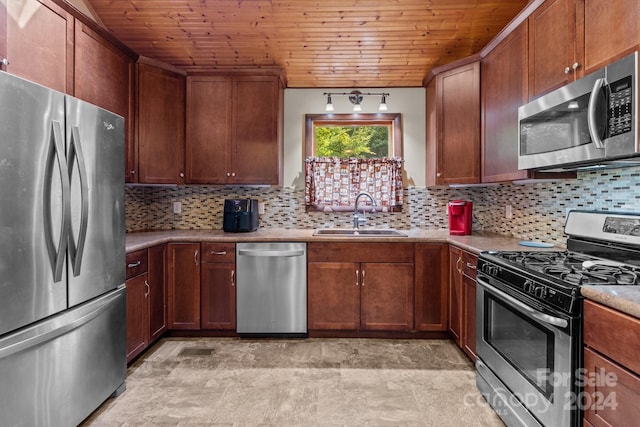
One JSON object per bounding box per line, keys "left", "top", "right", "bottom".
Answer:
{"left": 523, "top": 280, "right": 534, "bottom": 293}
{"left": 534, "top": 286, "right": 548, "bottom": 299}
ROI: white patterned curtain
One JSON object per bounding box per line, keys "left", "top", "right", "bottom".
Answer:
{"left": 305, "top": 157, "right": 403, "bottom": 212}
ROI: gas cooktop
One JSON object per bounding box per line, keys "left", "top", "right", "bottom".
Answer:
{"left": 488, "top": 250, "right": 640, "bottom": 286}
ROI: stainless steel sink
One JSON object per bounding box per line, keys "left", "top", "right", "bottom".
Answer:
{"left": 313, "top": 229, "right": 407, "bottom": 237}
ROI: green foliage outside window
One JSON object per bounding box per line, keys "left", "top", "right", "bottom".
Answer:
{"left": 315, "top": 125, "right": 389, "bottom": 158}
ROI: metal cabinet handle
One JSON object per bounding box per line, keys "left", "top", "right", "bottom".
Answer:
{"left": 231, "top": 270, "right": 235, "bottom": 287}
{"left": 361, "top": 270, "right": 366, "bottom": 287}
{"left": 127, "top": 261, "right": 142, "bottom": 268}
{"left": 194, "top": 249, "right": 199, "bottom": 264}
{"left": 226, "top": 172, "right": 231, "bottom": 177}
{"left": 231, "top": 172, "right": 236, "bottom": 177}
{"left": 564, "top": 66, "right": 571, "bottom": 74}
{"left": 1, "top": 58, "right": 9, "bottom": 66}
{"left": 355, "top": 270, "right": 359, "bottom": 286}
{"left": 572, "top": 62, "right": 580, "bottom": 70}
{"left": 466, "top": 262, "right": 477, "bottom": 270}
{"left": 144, "top": 280, "right": 150, "bottom": 298}
{"left": 211, "top": 251, "right": 227, "bottom": 255}
{"left": 179, "top": 172, "right": 184, "bottom": 178}
{"left": 130, "top": 170, "right": 136, "bottom": 175}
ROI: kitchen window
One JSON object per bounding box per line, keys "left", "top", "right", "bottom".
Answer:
{"left": 304, "top": 113, "right": 403, "bottom": 212}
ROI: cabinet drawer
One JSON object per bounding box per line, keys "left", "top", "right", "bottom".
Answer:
{"left": 126, "top": 249, "right": 148, "bottom": 279}
{"left": 201, "top": 243, "right": 235, "bottom": 263}
{"left": 308, "top": 242, "right": 414, "bottom": 263}
{"left": 461, "top": 251, "right": 478, "bottom": 279}
{"left": 584, "top": 300, "right": 640, "bottom": 375}
{"left": 583, "top": 347, "right": 640, "bottom": 427}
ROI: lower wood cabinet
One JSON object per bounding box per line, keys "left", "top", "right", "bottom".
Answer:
{"left": 125, "top": 245, "right": 167, "bottom": 362}
{"left": 148, "top": 244, "right": 167, "bottom": 342}
{"left": 448, "top": 245, "right": 478, "bottom": 361}
{"left": 200, "top": 243, "right": 236, "bottom": 330}
{"left": 461, "top": 250, "right": 477, "bottom": 361}
{"left": 125, "top": 270, "right": 148, "bottom": 362}
{"left": 308, "top": 243, "right": 414, "bottom": 332}
{"left": 583, "top": 300, "right": 640, "bottom": 426}
{"left": 414, "top": 243, "right": 448, "bottom": 331}
{"left": 167, "top": 243, "right": 201, "bottom": 329}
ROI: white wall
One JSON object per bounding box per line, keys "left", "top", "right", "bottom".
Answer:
{"left": 283, "top": 88, "right": 426, "bottom": 188}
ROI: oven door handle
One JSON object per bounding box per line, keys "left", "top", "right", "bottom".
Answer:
{"left": 478, "top": 278, "right": 568, "bottom": 329}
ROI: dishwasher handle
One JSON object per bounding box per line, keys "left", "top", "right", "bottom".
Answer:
{"left": 238, "top": 249, "right": 306, "bottom": 257}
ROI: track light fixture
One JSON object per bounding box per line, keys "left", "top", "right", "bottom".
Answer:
{"left": 323, "top": 90, "right": 390, "bottom": 112}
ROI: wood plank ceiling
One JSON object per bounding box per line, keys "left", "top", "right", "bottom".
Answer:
{"left": 86, "top": 0, "right": 530, "bottom": 87}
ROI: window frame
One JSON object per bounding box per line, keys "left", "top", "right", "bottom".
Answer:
{"left": 305, "top": 113, "right": 403, "bottom": 159}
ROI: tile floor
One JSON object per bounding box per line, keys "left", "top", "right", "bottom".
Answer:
{"left": 82, "top": 338, "right": 504, "bottom": 426}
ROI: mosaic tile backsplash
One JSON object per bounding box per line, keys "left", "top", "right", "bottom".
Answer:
{"left": 126, "top": 166, "right": 640, "bottom": 247}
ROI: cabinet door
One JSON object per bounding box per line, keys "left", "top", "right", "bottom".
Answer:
{"left": 185, "top": 76, "right": 232, "bottom": 184}
{"left": 4, "top": 0, "right": 73, "bottom": 93}
{"left": 581, "top": 0, "right": 640, "bottom": 74}
{"left": 126, "top": 273, "right": 148, "bottom": 362}
{"left": 528, "top": 0, "right": 575, "bottom": 98}
{"left": 201, "top": 263, "right": 236, "bottom": 330}
{"left": 308, "top": 262, "right": 360, "bottom": 330}
{"left": 414, "top": 244, "right": 447, "bottom": 331}
{"left": 461, "top": 272, "right": 477, "bottom": 361}
{"left": 433, "top": 62, "right": 480, "bottom": 185}
{"left": 482, "top": 23, "right": 530, "bottom": 183}
{"left": 361, "top": 263, "right": 414, "bottom": 331}
{"left": 148, "top": 244, "right": 167, "bottom": 343}
{"left": 74, "top": 22, "right": 135, "bottom": 182}
{"left": 231, "top": 75, "right": 282, "bottom": 185}
{"left": 448, "top": 246, "right": 463, "bottom": 345}
{"left": 167, "top": 243, "right": 201, "bottom": 329}
{"left": 137, "top": 64, "right": 185, "bottom": 184}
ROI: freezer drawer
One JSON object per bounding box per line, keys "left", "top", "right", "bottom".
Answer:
{"left": 236, "top": 242, "right": 307, "bottom": 334}
{"left": 0, "top": 287, "right": 126, "bottom": 426}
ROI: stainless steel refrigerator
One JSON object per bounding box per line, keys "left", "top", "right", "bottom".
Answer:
{"left": 0, "top": 71, "right": 126, "bottom": 426}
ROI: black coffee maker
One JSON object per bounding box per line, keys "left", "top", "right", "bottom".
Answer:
{"left": 223, "top": 199, "right": 259, "bottom": 232}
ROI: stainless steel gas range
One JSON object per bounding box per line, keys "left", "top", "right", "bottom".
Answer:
{"left": 475, "top": 210, "right": 640, "bottom": 427}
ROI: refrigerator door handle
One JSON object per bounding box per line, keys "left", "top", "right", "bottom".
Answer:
{"left": 67, "top": 125, "right": 89, "bottom": 276}
{"left": 43, "top": 120, "right": 71, "bottom": 282}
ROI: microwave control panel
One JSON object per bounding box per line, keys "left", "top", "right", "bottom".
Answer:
{"left": 608, "top": 75, "right": 632, "bottom": 137}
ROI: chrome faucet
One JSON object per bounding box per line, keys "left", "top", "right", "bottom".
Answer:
{"left": 353, "top": 192, "right": 377, "bottom": 229}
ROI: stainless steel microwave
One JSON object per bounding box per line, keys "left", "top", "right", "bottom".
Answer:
{"left": 518, "top": 52, "right": 639, "bottom": 171}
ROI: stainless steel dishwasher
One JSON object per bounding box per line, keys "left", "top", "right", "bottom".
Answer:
{"left": 236, "top": 242, "right": 307, "bottom": 336}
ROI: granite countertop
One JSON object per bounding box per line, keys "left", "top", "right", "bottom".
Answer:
{"left": 125, "top": 228, "right": 560, "bottom": 254}
{"left": 581, "top": 286, "right": 640, "bottom": 319}
{"left": 125, "top": 228, "right": 640, "bottom": 318}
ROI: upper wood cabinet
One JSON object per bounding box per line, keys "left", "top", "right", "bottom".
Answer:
{"left": 482, "top": 23, "right": 529, "bottom": 183}
{"left": 426, "top": 61, "right": 480, "bottom": 186}
{"left": 137, "top": 63, "right": 186, "bottom": 184}
{"left": 186, "top": 73, "right": 284, "bottom": 185}
{"left": 74, "top": 21, "right": 136, "bottom": 183}
{"left": 186, "top": 75, "right": 232, "bottom": 184}
{"left": 528, "top": 0, "right": 640, "bottom": 99}
{"left": 1, "top": 0, "right": 73, "bottom": 93}
{"left": 581, "top": 0, "right": 640, "bottom": 73}
{"left": 528, "top": 0, "right": 576, "bottom": 97}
